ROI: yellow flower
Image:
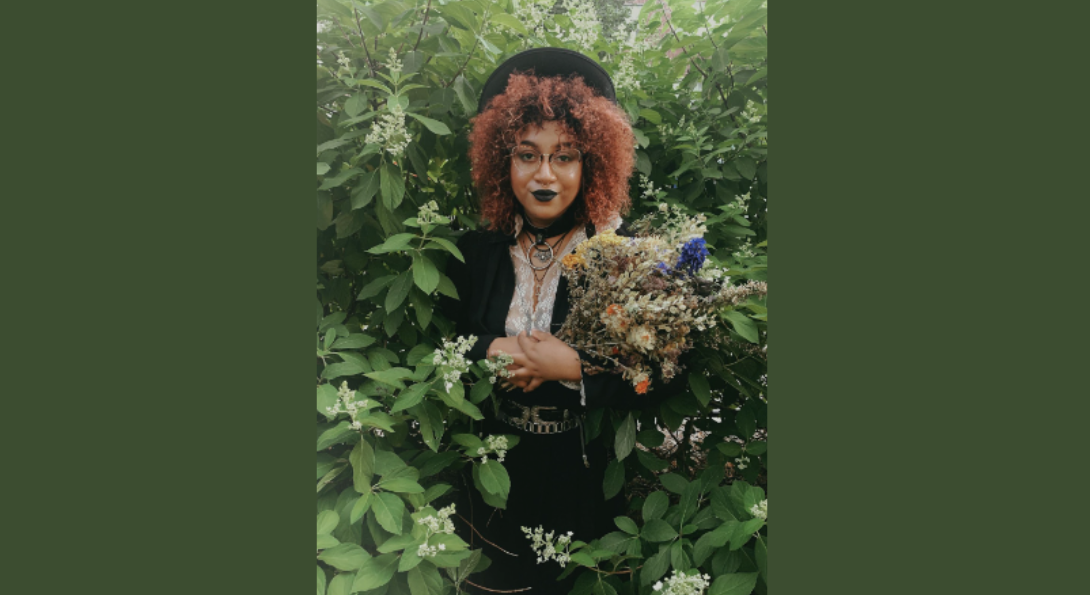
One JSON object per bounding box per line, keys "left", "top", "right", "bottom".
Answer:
{"left": 561, "top": 253, "right": 585, "bottom": 268}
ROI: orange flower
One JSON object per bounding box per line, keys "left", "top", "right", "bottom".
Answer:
{"left": 605, "top": 304, "right": 622, "bottom": 316}
{"left": 635, "top": 379, "right": 650, "bottom": 394}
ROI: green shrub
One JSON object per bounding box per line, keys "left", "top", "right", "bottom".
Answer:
{"left": 316, "top": 1, "right": 767, "bottom": 593}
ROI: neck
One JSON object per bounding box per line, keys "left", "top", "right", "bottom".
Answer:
{"left": 522, "top": 209, "right": 575, "bottom": 239}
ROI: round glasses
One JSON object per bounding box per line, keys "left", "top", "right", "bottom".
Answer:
{"left": 509, "top": 146, "right": 583, "bottom": 174}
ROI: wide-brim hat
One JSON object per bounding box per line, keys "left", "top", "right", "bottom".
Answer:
{"left": 476, "top": 47, "right": 617, "bottom": 114}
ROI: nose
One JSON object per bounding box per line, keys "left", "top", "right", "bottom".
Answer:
{"left": 533, "top": 156, "right": 557, "bottom": 183}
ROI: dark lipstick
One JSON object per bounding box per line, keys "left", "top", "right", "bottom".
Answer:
{"left": 531, "top": 190, "right": 557, "bottom": 202}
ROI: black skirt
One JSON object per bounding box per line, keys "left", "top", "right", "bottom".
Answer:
{"left": 456, "top": 388, "right": 624, "bottom": 594}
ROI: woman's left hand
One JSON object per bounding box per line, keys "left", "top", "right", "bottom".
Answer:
{"left": 506, "top": 330, "right": 582, "bottom": 393}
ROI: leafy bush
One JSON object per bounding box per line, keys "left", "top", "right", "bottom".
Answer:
{"left": 316, "top": 1, "right": 768, "bottom": 593}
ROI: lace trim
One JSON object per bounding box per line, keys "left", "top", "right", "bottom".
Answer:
{"left": 505, "top": 217, "right": 622, "bottom": 404}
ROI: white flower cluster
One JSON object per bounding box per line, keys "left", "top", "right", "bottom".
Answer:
{"left": 732, "top": 240, "right": 756, "bottom": 260}
{"left": 515, "top": 0, "right": 557, "bottom": 44}
{"left": 384, "top": 47, "right": 402, "bottom": 76}
{"left": 750, "top": 499, "right": 768, "bottom": 520}
{"left": 743, "top": 100, "right": 762, "bottom": 125}
{"left": 560, "top": 0, "right": 600, "bottom": 54}
{"left": 432, "top": 335, "right": 477, "bottom": 393}
{"left": 325, "top": 381, "right": 370, "bottom": 430}
{"left": 728, "top": 192, "right": 751, "bottom": 212}
{"left": 416, "top": 200, "right": 446, "bottom": 227}
{"left": 336, "top": 51, "right": 351, "bottom": 69}
{"left": 655, "top": 204, "right": 708, "bottom": 249}
{"left": 639, "top": 175, "right": 661, "bottom": 201}
{"left": 613, "top": 53, "right": 640, "bottom": 94}
{"left": 653, "top": 570, "right": 712, "bottom": 595}
{"left": 415, "top": 504, "right": 456, "bottom": 557}
{"left": 481, "top": 351, "right": 514, "bottom": 384}
{"left": 475, "top": 434, "right": 509, "bottom": 463}
{"left": 521, "top": 525, "right": 574, "bottom": 567}
{"left": 365, "top": 102, "right": 410, "bottom": 156}
{"left": 735, "top": 455, "right": 751, "bottom": 470}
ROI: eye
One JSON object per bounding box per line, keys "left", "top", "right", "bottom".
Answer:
{"left": 518, "top": 151, "right": 538, "bottom": 162}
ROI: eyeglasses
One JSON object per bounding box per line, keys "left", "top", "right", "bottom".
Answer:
{"left": 509, "top": 146, "right": 583, "bottom": 174}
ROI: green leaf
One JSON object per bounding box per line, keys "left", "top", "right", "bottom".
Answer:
{"left": 469, "top": 378, "right": 493, "bottom": 403}
{"left": 640, "top": 546, "right": 671, "bottom": 585}
{"left": 317, "top": 162, "right": 330, "bottom": 175}
{"left": 633, "top": 127, "right": 649, "bottom": 148}
{"left": 318, "top": 543, "right": 369, "bottom": 571}
{"left": 693, "top": 522, "right": 735, "bottom": 565}
{"left": 345, "top": 93, "right": 368, "bottom": 117}
{"left": 407, "top": 566, "right": 429, "bottom": 595}
{"left": 350, "top": 553, "right": 399, "bottom": 592}
{"left": 453, "top": 75, "right": 475, "bottom": 113}
{"left": 330, "top": 334, "right": 376, "bottom": 350}
{"left": 349, "top": 490, "right": 372, "bottom": 524}
{"left": 350, "top": 439, "right": 375, "bottom": 492}
{"left": 412, "top": 253, "right": 440, "bottom": 294}
{"left": 731, "top": 517, "right": 764, "bottom": 550}
{"left": 642, "top": 491, "right": 669, "bottom": 521}
{"left": 317, "top": 565, "right": 325, "bottom": 595}
{"left": 636, "top": 150, "right": 651, "bottom": 176}
{"left": 614, "top": 413, "right": 636, "bottom": 461}
{"left": 319, "top": 168, "right": 362, "bottom": 190}
{"left": 316, "top": 384, "right": 338, "bottom": 419}
{"left": 436, "top": 274, "right": 459, "bottom": 299}
{"left": 371, "top": 492, "right": 406, "bottom": 535}
{"left": 602, "top": 459, "right": 625, "bottom": 499}
{"left": 380, "top": 477, "right": 425, "bottom": 493}
{"left": 709, "top": 572, "right": 759, "bottom": 595}
{"left": 368, "top": 232, "right": 416, "bottom": 254}
{"left": 636, "top": 449, "right": 670, "bottom": 472}
{"left": 316, "top": 422, "right": 354, "bottom": 450}
{"left": 357, "top": 275, "right": 395, "bottom": 301}
{"left": 746, "top": 441, "right": 767, "bottom": 455}
{"left": 717, "top": 442, "right": 743, "bottom": 457}
{"left": 491, "top": 12, "right": 528, "bottom": 35}
{"left": 317, "top": 510, "right": 340, "bottom": 534}
{"left": 477, "top": 460, "right": 511, "bottom": 498}
{"left": 350, "top": 171, "right": 380, "bottom": 210}
{"left": 641, "top": 518, "right": 677, "bottom": 542}
{"left": 380, "top": 162, "right": 405, "bottom": 209}
{"left": 316, "top": 533, "right": 339, "bottom": 549}
{"left": 756, "top": 535, "right": 767, "bottom": 580}
{"left": 364, "top": 367, "right": 413, "bottom": 390}
{"left": 639, "top": 108, "right": 662, "bottom": 124}
{"left": 425, "top": 237, "right": 465, "bottom": 262}
{"left": 659, "top": 473, "right": 689, "bottom": 495}
{"left": 406, "top": 111, "right": 452, "bottom": 135}
{"left": 327, "top": 572, "right": 354, "bottom": 595}
{"left": 382, "top": 272, "right": 412, "bottom": 313}
{"left": 390, "top": 382, "right": 430, "bottom": 413}
{"left": 614, "top": 516, "right": 638, "bottom": 535}
{"left": 724, "top": 310, "right": 759, "bottom": 343}
{"left": 689, "top": 373, "right": 711, "bottom": 407}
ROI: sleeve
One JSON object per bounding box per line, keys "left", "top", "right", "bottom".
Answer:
{"left": 438, "top": 232, "right": 500, "bottom": 363}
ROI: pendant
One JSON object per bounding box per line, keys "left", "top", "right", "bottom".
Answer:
{"left": 535, "top": 249, "right": 551, "bottom": 262}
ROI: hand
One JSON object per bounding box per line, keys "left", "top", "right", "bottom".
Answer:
{"left": 507, "top": 330, "right": 582, "bottom": 393}
{"left": 488, "top": 336, "right": 527, "bottom": 392}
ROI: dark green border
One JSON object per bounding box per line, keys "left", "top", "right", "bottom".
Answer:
{"left": 4, "top": 2, "right": 314, "bottom": 593}
{"left": 7, "top": 1, "right": 1088, "bottom": 593}
{"left": 776, "top": 1, "right": 1089, "bottom": 594}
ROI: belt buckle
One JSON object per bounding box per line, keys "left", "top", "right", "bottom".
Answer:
{"left": 528, "top": 405, "right": 556, "bottom": 425}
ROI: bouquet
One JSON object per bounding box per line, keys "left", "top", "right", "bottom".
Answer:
{"left": 557, "top": 206, "right": 766, "bottom": 393}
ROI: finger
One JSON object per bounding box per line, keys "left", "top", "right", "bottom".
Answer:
{"left": 523, "top": 377, "right": 545, "bottom": 393}
{"left": 530, "top": 330, "right": 553, "bottom": 341}
{"left": 510, "top": 353, "right": 530, "bottom": 368}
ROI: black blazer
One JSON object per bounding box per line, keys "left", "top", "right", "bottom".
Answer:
{"left": 440, "top": 223, "right": 664, "bottom": 411}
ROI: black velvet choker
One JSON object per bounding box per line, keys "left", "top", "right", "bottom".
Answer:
{"left": 521, "top": 208, "right": 576, "bottom": 242}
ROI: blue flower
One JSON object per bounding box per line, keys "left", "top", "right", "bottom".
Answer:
{"left": 676, "top": 238, "right": 709, "bottom": 275}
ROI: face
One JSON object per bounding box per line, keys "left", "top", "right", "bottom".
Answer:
{"left": 509, "top": 121, "right": 583, "bottom": 229}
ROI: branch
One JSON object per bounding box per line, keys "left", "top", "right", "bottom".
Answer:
{"left": 445, "top": 35, "right": 480, "bottom": 88}
{"left": 463, "top": 581, "right": 531, "bottom": 593}
{"left": 412, "top": 0, "right": 433, "bottom": 52}
{"left": 663, "top": 9, "right": 707, "bottom": 78}
{"left": 352, "top": 6, "right": 377, "bottom": 77}
{"left": 455, "top": 513, "right": 520, "bottom": 557}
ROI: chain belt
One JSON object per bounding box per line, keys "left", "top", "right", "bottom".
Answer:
{"left": 495, "top": 403, "right": 581, "bottom": 435}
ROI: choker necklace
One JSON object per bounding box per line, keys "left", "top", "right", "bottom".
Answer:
{"left": 522, "top": 210, "right": 576, "bottom": 268}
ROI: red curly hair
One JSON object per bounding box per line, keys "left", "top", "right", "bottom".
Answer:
{"left": 468, "top": 72, "right": 636, "bottom": 235}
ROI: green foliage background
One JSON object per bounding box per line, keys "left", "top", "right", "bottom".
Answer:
{"left": 316, "top": 1, "right": 768, "bottom": 593}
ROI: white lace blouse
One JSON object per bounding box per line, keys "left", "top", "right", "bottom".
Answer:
{"left": 504, "top": 216, "right": 622, "bottom": 404}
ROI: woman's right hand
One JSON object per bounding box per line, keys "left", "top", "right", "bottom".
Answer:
{"left": 488, "top": 336, "right": 544, "bottom": 392}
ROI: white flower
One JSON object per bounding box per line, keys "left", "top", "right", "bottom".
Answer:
{"left": 415, "top": 200, "right": 446, "bottom": 226}
{"left": 521, "top": 525, "right": 576, "bottom": 568}
{"left": 432, "top": 335, "right": 477, "bottom": 393}
{"left": 652, "top": 570, "right": 712, "bottom": 595}
{"left": 628, "top": 324, "right": 657, "bottom": 352}
{"left": 364, "top": 101, "right": 410, "bottom": 156}
{"left": 750, "top": 499, "right": 768, "bottom": 520}
{"left": 384, "top": 47, "right": 402, "bottom": 75}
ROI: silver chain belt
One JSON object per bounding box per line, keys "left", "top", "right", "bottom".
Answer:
{"left": 495, "top": 404, "right": 581, "bottom": 435}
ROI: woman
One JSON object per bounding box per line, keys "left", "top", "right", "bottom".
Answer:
{"left": 443, "top": 48, "right": 657, "bottom": 593}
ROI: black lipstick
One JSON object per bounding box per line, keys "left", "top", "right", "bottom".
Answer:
{"left": 531, "top": 190, "right": 557, "bottom": 202}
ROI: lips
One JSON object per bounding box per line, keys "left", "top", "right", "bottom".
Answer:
{"left": 531, "top": 190, "right": 558, "bottom": 202}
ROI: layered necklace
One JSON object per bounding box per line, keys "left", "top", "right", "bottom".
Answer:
{"left": 519, "top": 213, "right": 575, "bottom": 309}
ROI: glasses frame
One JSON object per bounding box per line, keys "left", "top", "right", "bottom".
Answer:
{"left": 508, "top": 146, "right": 584, "bottom": 173}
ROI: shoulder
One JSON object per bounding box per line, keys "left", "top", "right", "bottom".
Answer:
{"left": 454, "top": 228, "right": 512, "bottom": 257}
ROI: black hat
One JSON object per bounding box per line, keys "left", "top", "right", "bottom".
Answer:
{"left": 476, "top": 47, "right": 617, "bottom": 114}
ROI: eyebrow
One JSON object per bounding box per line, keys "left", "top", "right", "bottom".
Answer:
{"left": 516, "top": 139, "right": 574, "bottom": 149}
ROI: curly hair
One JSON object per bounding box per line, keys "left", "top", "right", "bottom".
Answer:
{"left": 468, "top": 72, "right": 636, "bottom": 235}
